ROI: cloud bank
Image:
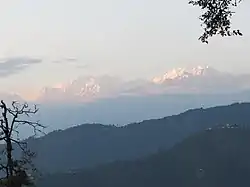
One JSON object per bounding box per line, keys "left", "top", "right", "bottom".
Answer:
{"left": 0, "top": 57, "right": 42, "bottom": 77}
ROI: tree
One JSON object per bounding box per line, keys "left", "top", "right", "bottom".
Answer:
{"left": 0, "top": 100, "right": 45, "bottom": 187}
{"left": 189, "top": 0, "right": 243, "bottom": 43}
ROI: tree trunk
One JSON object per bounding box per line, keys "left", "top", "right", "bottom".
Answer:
{"left": 6, "top": 138, "right": 13, "bottom": 187}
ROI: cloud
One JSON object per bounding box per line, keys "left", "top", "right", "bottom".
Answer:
{"left": 75, "top": 64, "right": 88, "bottom": 69}
{"left": 52, "top": 57, "right": 78, "bottom": 64}
{"left": 0, "top": 57, "right": 42, "bottom": 77}
{"left": 51, "top": 57, "right": 88, "bottom": 69}
{"left": 65, "top": 57, "right": 77, "bottom": 63}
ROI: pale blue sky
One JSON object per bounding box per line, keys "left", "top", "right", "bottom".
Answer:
{"left": 0, "top": 0, "right": 249, "bottom": 99}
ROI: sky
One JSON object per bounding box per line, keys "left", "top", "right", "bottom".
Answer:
{"left": 0, "top": 0, "right": 249, "bottom": 100}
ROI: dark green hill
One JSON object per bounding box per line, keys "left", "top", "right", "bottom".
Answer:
{"left": 26, "top": 102, "right": 250, "bottom": 173}
{"left": 38, "top": 128, "right": 250, "bottom": 187}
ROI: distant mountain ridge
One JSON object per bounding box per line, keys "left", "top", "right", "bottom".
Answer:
{"left": 37, "top": 66, "right": 250, "bottom": 103}
{"left": 2, "top": 66, "right": 250, "bottom": 103}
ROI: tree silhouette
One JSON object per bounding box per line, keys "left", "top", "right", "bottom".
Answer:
{"left": 189, "top": 0, "right": 243, "bottom": 43}
{"left": 0, "top": 100, "right": 45, "bottom": 187}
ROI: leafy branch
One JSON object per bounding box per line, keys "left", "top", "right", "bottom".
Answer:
{"left": 189, "top": 0, "right": 243, "bottom": 43}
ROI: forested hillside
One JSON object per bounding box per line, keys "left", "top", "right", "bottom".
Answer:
{"left": 38, "top": 128, "right": 250, "bottom": 187}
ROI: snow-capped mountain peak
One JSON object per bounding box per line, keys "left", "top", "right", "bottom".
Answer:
{"left": 76, "top": 78, "right": 101, "bottom": 97}
{"left": 38, "top": 76, "right": 126, "bottom": 102}
{"left": 152, "top": 65, "right": 212, "bottom": 84}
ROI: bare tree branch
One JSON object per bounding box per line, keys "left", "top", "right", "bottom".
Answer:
{"left": 0, "top": 100, "right": 46, "bottom": 187}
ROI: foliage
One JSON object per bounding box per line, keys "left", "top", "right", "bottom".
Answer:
{"left": 189, "top": 0, "right": 243, "bottom": 43}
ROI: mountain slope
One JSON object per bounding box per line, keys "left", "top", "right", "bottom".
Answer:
{"left": 38, "top": 128, "right": 250, "bottom": 187}
{"left": 26, "top": 102, "right": 250, "bottom": 173}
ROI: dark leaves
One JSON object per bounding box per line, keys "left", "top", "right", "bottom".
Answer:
{"left": 189, "top": 0, "right": 243, "bottom": 43}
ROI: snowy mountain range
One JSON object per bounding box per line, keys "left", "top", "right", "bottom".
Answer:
{"left": 3, "top": 65, "right": 250, "bottom": 135}
{"left": 1, "top": 65, "right": 249, "bottom": 104}
{"left": 36, "top": 66, "right": 250, "bottom": 103}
